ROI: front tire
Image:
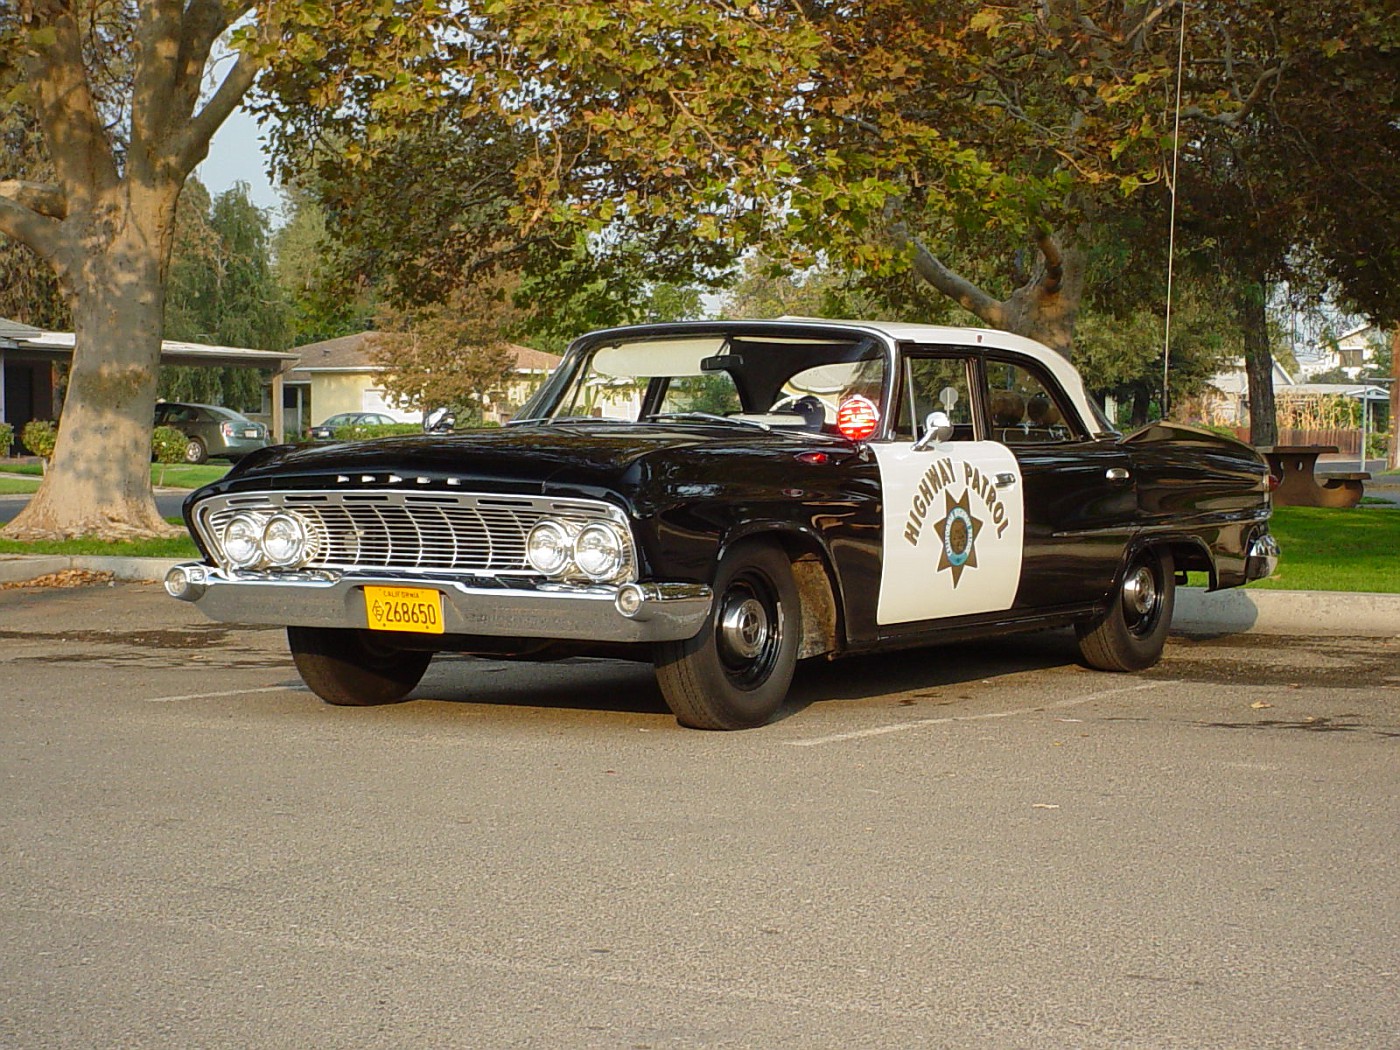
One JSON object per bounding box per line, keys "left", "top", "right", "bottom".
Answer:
{"left": 1076, "top": 548, "right": 1175, "bottom": 672}
{"left": 653, "top": 541, "right": 801, "bottom": 730}
{"left": 288, "top": 626, "right": 432, "bottom": 705}
{"left": 183, "top": 436, "right": 208, "bottom": 464}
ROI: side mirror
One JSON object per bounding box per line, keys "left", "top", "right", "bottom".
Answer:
{"left": 423, "top": 407, "right": 456, "bottom": 434}
{"left": 912, "top": 410, "right": 954, "bottom": 451}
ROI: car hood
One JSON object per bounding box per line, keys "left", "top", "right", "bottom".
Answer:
{"left": 213, "top": 421, "right": 855, "bottom": 500}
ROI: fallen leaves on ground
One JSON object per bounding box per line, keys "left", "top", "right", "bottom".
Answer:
{"left": 0, "top": 569, "right": 116, "bottom": 590}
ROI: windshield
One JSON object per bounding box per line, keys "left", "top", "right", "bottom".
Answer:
{"left": 525, "top": 332, "right": 888, "bottom": 433}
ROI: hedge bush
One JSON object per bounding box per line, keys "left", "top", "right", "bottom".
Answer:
{"left": 331, "top": 422, "right": 425, "bottom": 441}
{"left": 152, "top": 425, "right": 188, "bottom": 484}
{"left": 20, "top": 419, "right": 58, "bottom": 466}
{"left": 0, "top": 421, "right": 13, "bottom": 457}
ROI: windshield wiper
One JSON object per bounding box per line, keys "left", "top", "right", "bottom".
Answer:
{"left": 642, "top": 411, "right": 771, "bottom": 431}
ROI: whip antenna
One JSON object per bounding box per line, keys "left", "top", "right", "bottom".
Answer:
{"left": 1162, "top": 0, "right": 1188, "bottom": 418}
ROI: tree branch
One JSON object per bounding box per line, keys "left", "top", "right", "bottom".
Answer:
{"left": 173, "top": 50, "right": 261, "bottom": 176}
{"left": 1127, "top": 1, "right": 1181, "bottom": 46}
{"left": 0, "top": 179, "right": 68, "bottom": 220}
{"left": 1181, "top": 64, "right": 1285, "bottom": 129}
{"left": 890, "top": 221, "right": 1005, "bottom": 326}
{"left": 1035, "top": 228, "right": 1064, "bottom": 293}
{"left": 20, "top": 1, "right": 120, "bottom": 199}
{"left": 0, "top": 192, "right": 65, "bottom": 262}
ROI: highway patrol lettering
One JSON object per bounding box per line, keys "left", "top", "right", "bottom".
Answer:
{"left": 902, "top": 457, "right": 958, "bottom": 546}
{"left": 903, "top": 457, "right": 1011, "bottom": 547}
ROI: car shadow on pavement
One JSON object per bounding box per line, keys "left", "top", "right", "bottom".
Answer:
{"left": 397, "top": 630, "right": 1084, "bottom": 725}
{"left": 409, "top": 654, "right": 674, "bottom": 718}
{"left": 780, "top": 629, "right": 1083, "bottom": 717}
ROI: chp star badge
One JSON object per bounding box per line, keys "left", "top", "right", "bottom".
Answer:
{"left": 933, "top": 489, "right": 982, "bottom": 586}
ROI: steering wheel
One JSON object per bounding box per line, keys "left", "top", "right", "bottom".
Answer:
{"left": 770, "top": 394, "right": 828, "bottom": 428}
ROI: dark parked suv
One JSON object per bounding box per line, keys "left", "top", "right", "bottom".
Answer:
{"left": 154, "top": 401, "right": 270, "bottom": 464}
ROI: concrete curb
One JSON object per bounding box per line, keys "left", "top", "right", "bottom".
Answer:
{"left": 3, "top": 554, "right": 1399, "bottom": 639}
{"left": 1173, "top": 587, "right": 1400, "bottom": 638}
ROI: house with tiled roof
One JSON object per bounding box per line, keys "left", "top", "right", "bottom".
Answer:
{"left": 284, "top": 331, "right": 561, "bottom": 432}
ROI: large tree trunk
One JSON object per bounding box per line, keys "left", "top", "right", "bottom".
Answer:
{"left": 0, "top": 3, "right": 259, "bottom": 540}
{"left": 1238, "top": 283, "right": 1277, "bottom": 447}
{"left": 3, "top": 189, "right": 179, "bottom": 540}
{"left": 1000, "top": 240, "right": 1087, "bottom": 358}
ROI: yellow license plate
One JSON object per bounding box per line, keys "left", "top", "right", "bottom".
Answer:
{"left": 364, "top": 586, "right": 444, "bottom": 634}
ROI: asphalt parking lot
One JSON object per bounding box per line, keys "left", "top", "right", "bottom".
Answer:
{"left": 2, "top": 581, "right": 1398, "bottom": 1048}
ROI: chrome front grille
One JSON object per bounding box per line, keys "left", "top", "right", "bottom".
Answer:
{"left": 192, "top": 490, "right": 628, "bottom": 576}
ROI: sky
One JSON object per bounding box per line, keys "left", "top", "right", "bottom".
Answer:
{"left": 195, "top": 106, "right": 282, "bottom": 217}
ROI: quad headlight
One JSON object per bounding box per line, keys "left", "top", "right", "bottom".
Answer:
{"left": 218, "top": 511, "right": 315, "bottom": 570}
{"left": 525, "top": 518, "right": 632, "bottom": 583}
{"left": 573, "top": 522, "right": 625, "bottom": 581}
{"left": 222, "top": 514, "right": 264, "bottom": 568}
{"left": 262, "top": 513, "right": 309, "bottom": 567}
{"left": 526, "top": 521, "right": 573, "bottom": 575}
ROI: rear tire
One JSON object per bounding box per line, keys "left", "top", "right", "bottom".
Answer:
{"left": 183, "top": 436, "right": 208, "bottom": 464}
{"left": 1076, "top": 548, "right": 1175, "bottom": 671}
{"left": 653, "top": 541, "right": 800, "bottom": 730}
{"left": 288, "top": 626, "right": 432, "bottom": 705}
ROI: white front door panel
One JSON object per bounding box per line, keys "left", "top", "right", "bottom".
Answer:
{"left": 872, "top": 441, "right": 1025, "bottom": 625}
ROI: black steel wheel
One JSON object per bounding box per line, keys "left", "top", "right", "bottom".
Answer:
{"left": 653, "top": 541, "right": 800, "bottom": 730}
{"left": 287, "top": 626, "right": 433, "bottom": 706}
{"left": 182, "top": 436, "right": 208, "bottom": 464}
{"left": 1076, "top": 547, "right": 1175, "bottom": 672}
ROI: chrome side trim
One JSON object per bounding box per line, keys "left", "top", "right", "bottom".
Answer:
{"left": 1052, "top": 509, "right": 1271, "bottom": 541}
{"left": 164, "top": 564, "right": 712, "bottom": 644}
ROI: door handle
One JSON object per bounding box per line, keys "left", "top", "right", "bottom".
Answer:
{"left": 995, "top": 472, "right": 1017, "bottom": 488}
{"left": 1106, "top": 467, "right": 1131, "bottom": 483}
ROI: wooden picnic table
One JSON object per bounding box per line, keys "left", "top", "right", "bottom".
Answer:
{"left": 1259, "top": 444, "right": 1369, "bottom": 508}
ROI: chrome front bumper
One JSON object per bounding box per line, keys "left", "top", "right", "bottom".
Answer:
{"left": 164, "top": 564, "right": 713, "bottom": 644}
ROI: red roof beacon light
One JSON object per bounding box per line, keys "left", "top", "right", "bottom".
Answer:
{"left": 836, "top": 395, "right": 880, "bottom": 442}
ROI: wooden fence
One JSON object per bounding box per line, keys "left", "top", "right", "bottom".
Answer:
{"left": 1229, "top": 427, "right": 1362, "bottom": 454}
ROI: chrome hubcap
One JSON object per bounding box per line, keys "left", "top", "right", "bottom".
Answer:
{"left": 1122, "top": 565, "right": 1158, "bottom": 620}
{"left": 719, "top": 595, "right": 769, "bottom": 662}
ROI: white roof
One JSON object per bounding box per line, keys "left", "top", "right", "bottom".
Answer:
{"left": 13, "top": 330, "right": 298, "bottom": 368}
{"left": 581, "top": 318, "right": 1109, "bottom": 436}
{"left": 1281, "top": 382, "right": 1389, "bottom": 401}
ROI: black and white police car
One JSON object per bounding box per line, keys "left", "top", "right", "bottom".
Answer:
{"left": 165, "top": 320, "right": 1278, "bottom": 729}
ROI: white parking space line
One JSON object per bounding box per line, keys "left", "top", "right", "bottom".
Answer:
{"left": 146, "top": 686, "right": 308, "bottom": 703}
{"left": 787, "top": 681, "right": 1161, "bottom": 747}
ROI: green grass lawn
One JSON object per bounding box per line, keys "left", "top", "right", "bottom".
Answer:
{"left": 0, "top": 477, "right": 41, "bottom": 495}
{"left": 0, "top": 519, "right": 199, "bottom": 559}
{"left": 0, "top": 462, "right": 229, "bottom": 488}
{"left": 1240, "top": 503, "right": 1400, "bottom": 593}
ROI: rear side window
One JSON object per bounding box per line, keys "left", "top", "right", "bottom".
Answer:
{"left": 983, "top": 360, "right": 1078, "bottom": 444}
